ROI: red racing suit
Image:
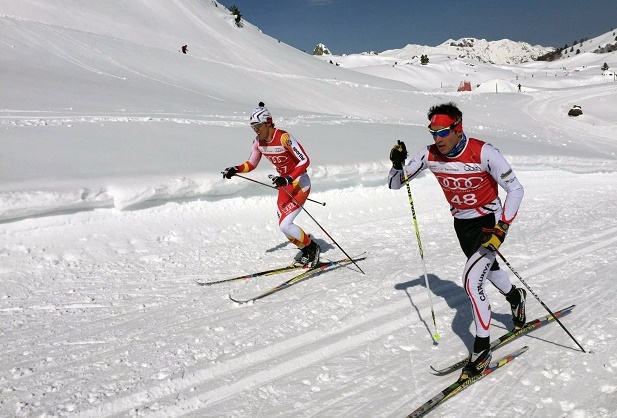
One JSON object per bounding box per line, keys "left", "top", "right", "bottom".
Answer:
{"left": 388, "top": 137, "right": 523, "bottom": 223}
{"left": 236, "top": 128, "right": 312, "bottom": 247}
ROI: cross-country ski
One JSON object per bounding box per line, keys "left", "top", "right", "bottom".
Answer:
{"left": 228, "top": 255, "right": 367, "bottom": 304}
{"left": 407, "top": 346, "right": 529, "bottom": 417}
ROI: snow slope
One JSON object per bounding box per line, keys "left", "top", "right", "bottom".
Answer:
{"left": 1, "top": 1, "right": 616, "bottom": 417}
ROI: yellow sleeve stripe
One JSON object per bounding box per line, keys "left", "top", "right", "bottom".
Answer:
{"left": 238, "top": 162, "right": 253, "bottom": 173}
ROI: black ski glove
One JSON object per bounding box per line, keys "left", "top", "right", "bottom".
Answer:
{"left": 223, "top": 166, "right": 238, "bottom": 179}
{"left": 481, "top": 221, "right": 509, "bottom": 251}
{"left": 390, "top": 140, "right": 408, "bottom": 170}
{"left": 271, "top": 175, "right": 293, "bottom": 187}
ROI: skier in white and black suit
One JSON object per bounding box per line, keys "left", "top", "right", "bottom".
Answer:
{"left": 387, "top": 102, "right": 526, "bottom": 380}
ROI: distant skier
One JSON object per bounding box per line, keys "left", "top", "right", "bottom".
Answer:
{"left": 181, "top": 45, "right": 188, "bottom": 54}
{"left": 387, "top": 102, "right": 526, "bottom": 381}
{"left": 518, "top": 83, "right": 522, "bottom": 92}
{"left": 222, "top": 102, "right": 321, "bottom": 267}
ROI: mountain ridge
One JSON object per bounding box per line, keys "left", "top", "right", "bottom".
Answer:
{"left": 316, "top": 27, "right": 616, "bottom": 65}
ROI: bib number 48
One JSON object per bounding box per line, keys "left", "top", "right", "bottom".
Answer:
{"left": 451, "top": 193, "right": 478, "bottom": 206}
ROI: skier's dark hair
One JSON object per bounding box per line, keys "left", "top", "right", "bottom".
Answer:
{"left": 427, "top": 102, "right": 462, "bottom": 121}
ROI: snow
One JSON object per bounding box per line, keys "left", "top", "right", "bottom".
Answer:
{"left": 379, "top": 38, "right": 552, "bottom": 65}
{"left": 1, "top": 1, "right": 616, "bottom": 417}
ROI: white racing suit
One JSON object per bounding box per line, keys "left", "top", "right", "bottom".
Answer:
{"left": 388, "top": 136, "right": 524, "bottom": 338}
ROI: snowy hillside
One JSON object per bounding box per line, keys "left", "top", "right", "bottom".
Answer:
{"left": 557, "top": 29, "right": 617, "bottom": 59}
{"left": 1, "top": 1, "right": 617, "bottom": 417}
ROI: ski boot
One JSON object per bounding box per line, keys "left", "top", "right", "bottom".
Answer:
{"left": 459, "top": 348, "right": 492, "bottom": 381}
{"left": 299, "top": 240, "right": 321, "bottom": 268}
{"left": 507, "top": 287, "right": 527, "bottom": 330}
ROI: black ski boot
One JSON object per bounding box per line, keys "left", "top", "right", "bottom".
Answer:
{"left": 300, "top": 240, "right": 321, "bottom": 268}
{"left": 507, "top": 286, "right": 527, "bottom": 330}
{"left": 459, "top": 336, "right": 491, "bottom": 381}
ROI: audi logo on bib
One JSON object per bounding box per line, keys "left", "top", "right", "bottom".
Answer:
{"left": 435, "top": 176, "right": 484, "bottom": 190}
{"left": 267, "top": 155, "right": 289, "bottom": 164}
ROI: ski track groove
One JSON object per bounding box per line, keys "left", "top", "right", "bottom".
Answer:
{"left": 73, "top": 226, "right": 616, "bottom": 416}
{"left": 1, "top": 190, "right": 612, "bottom": 417}
{"left": 78, "top": 297, "right": 423, "bottom": 416}
{"left": 301, "top": 352, "right": 414, "bottom": 418}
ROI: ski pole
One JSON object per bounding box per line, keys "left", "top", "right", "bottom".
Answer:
{"left": 496, "top": 250, "right": 586, "bottom": 353}
{"left": 269, "top": 175, "right": 365, "bottom": 274}
{"left": 227, "top": 173, "right": 327, "bottom": 206}
{"left": 403, "top": 171, "right": 440, "bottom": 342}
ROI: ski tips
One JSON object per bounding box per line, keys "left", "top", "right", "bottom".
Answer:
{"left": 228, "top": 293, "right": 255, "bottom": 305}
{"left": 228, "top": 294, "right": 243, "bottom": 304}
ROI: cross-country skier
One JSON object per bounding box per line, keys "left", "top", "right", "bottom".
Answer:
{"left": 387, "top": 102, "right": 527, "bottom": 380}
{"left": 223, "top": 102, "right": 321, "bottom": 267}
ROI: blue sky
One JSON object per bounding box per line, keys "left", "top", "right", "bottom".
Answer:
{"left": 218, "top": 0, "right": 617, "bottom": 55}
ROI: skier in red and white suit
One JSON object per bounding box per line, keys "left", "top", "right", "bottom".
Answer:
{"left": 388, "top": 102, "right": 526, "bottom": 379}
{"left": 223, "top": 103, "right": 320, "bottom": 267}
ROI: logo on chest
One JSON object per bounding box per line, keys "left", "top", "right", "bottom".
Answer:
{"left": 463, "top": 164, "right": 482, "bottom": 172}
{"left": 260, "top": 145, "right": 285, "bottom": 153}
{"left": 434, "top": 175, "right": 484, "bottom": 191}
{"left": 267, "top": 155, "right": 289, "bottom": 164}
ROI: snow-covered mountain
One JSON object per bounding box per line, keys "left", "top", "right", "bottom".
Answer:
{"left": 336, "top": 29, "right": 617, "bottom": 66}
{"left": 313, "top": 43, "right": 332, "bottom": 55}
{"left": 317, "top": 28, "right": 617, "bottom": 92}
{"left": 379, "top": 38, "right": 553, "bottom": 65}
{"left": 542, "top": 28, "right": 617, "bottom": 60}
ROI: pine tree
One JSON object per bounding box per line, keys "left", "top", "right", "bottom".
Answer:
{"left": 229, "top": 5, "right": 242, "bottom": 27}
